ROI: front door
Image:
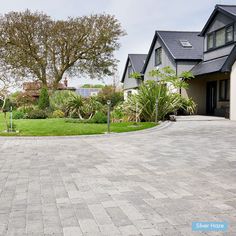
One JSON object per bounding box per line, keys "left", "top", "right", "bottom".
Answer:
{"left": 206, "top": 81, "right": 217, "bottom": 115}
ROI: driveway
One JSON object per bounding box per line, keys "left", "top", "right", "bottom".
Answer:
{"left": 0, "top": 119, "right": 236, "bottom": 236}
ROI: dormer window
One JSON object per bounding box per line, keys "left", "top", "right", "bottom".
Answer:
{"left": 206, "top": 24, "right": 234, "bottom": 51}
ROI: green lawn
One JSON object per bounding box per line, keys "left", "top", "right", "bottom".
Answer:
{"left": 0, "top": 114, "right": 157, "bottom": 136}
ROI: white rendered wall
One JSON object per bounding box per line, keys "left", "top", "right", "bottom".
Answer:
{"left": 230, "top": 61, "right": 236, "bottom": 120}
{"left": 124, "top": 89, "right": 138, "bottom": 101}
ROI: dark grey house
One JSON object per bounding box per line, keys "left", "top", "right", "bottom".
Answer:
{"left": 183, "top": 4, "right": 236, "bottom": 119}
{"left": 121, "top": 54, "right": 147, "bottom": 100}
{"left": 121, "top": 4, "right": 236, "bottom": 120}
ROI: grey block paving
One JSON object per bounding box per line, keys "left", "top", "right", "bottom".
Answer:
{"left": 0, "top": 119, "right": 236, "bottom": 235}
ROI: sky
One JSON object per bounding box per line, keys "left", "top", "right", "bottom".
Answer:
{"left": 1, "top": 0, "right": 236, "bottom": 88}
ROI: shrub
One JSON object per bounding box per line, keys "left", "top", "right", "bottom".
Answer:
{"left": 51, "top": 110, "right": 65, "bottom": 118}
{"left": 26, "top": 109, "right": 48, "bottom": 119}
{"left": 126, "top": 67, "right": 195, "bottom": 121}
{"left": 50, "top": 91, "right": 75, "bottom": 115}
{"left": 90, "top": 112, "right": 107, "bottom": 123}
{"left": 12, "top": 110, "right": 26, "bottom": 119}
{"left": 97, "top": 85, "right": 124, "bottom": 107}
{"left": 111, "top": 103, "right": 125, "bottom": 122}
{"left": 38, "top": 87, "right": 50, "bottom": 109}
{"left": 17, "top": 105, "right": 36, "bottom": 114}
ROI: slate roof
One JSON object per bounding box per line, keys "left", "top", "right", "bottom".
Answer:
{"left": 200, "top": 5, "right": 236, "bottom": 36}
{"left": 142, "top": 31, "right": 203, "bottom": 74}
{"left": 121, "top": 54, "right": 147, "bottom": 82}
{"left": 157, "top": 31, "right": 203, "bottom": 60}
{"left": 218, "top": 5, "right": 236, "bottom": 17}
{"left": 191, "top": 56, "right": 228, "bottom": 76}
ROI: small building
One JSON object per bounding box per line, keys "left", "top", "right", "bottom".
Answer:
{"left": 22, "top": 78, "right": 76, "bottom": 99}
{"left": 121, "top": 54, "right": 147, "bottom": 100}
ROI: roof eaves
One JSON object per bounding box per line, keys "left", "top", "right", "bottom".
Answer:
{"left": 141, "top": 32, "right": 158, "bottom": 74}
{"left": 156, "top": 31, "right": 176, "bottom": 60}
{"left": 221, "top": 45, "right": 236, "bottom": 72}
{"left": 121, "top": 57, "right": 130, "bottom": 83}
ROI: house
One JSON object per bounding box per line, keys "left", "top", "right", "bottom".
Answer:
{"left": 22, "top": 78, "right": 76, "bottom": 99}
{"left": 122, "top": 4, "right": 236, "bottom": 120}
{"left": 76, "top": 87, "right": 102, "bottom": 97}
{"left": 121, "top": 54, "right": 147, "bottom": 100}
{"left": 142, "top": 30, "right": 203, "bottom": 81}
{"left": 182, "top": 5, "right": 236, "bottom": 119}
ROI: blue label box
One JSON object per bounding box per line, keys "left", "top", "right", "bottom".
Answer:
{"left": 192, "top": 222, "right": 228, "bottom": 232}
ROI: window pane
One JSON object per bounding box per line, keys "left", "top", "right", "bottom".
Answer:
{"left": 220, "top": 80, "right": 225, "bottom": 100}
{"left": 215, "top": 28, "right": 225, "bottom": 47}
{"left": 155, "top": 48, "right": 162, "bottom": 65}
{"left": 226, "top": 25, "right": 233, "bottom": 43}
{"left": 226, "top": 79, "right": 230, "bottom": 100}
{"left": 207, "top": 34, "right": 213, "bottom": 49}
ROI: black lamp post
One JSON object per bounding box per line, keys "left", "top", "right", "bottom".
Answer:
{"left": 107, "top": 100, "right": 111, "bottom": 133}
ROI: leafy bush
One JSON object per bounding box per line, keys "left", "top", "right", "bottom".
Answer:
{"left": 97, "top": 85, "right": 124, "bottom": 107}
{"left": 50, "top": 90, "right": 75, "bottom": 115}
{"left": 12, "top": 110, "right": 26, "bottom": 119}
{"left": 81, "top": 97, "right": 104, "bottom": 119}
{"left": 26, "top": 109, "right": 48, "bottom": 119}
{"left": 65, "top": 112, "right": 107, "bottom": 124}
{"left": 51, "top": 109, "right": 65, "bottom": 118}
{"left": 38, "top": 87, "right": 50, "bottom": 109}
{"left": 90, "top": 112, "right": 107, "bottom": 123}
{"left": 111, "top": 103, "right": 125, "bottom": 121}
{"left": 17, "top": 105, "right": 36, "bottom": 114}
{"left": 66, "top": 94, "right": 83, "bottom": 118}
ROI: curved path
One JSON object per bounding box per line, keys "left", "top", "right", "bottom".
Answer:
{"left": 0, "top": 119, "right": 236, "bottom": 235}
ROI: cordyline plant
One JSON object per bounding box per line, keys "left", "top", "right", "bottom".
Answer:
{"left": 0, "top": 10, "right": 125, "bottom": 89}
{"left": 127, "top": 66, "right": 196, "bottom": 121}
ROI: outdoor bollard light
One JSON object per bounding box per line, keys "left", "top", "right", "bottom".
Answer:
{"left": 10, "top": 106, "right": 13, "bottom": 132}
{"left": 107, "top": 100, "right": 111, "bottom": 133}
{"left": 155, "top": 98, "right": 158, "bottom": 123}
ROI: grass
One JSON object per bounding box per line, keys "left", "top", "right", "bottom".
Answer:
{"left": 0, "top": 114, "right": 157, "bottom": 136}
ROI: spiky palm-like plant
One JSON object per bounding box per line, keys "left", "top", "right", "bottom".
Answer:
{"left": 126, "top": 66, "right": 196, "bottom": 121}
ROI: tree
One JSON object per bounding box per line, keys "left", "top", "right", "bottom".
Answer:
{"left": 38, "top": 87, "right": 50, "bottom": 109}
{"left": 0, "top": 10, "right": 125, "bottom": 88}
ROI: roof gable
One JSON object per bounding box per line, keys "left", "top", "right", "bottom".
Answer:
{"left": 200, "top": 5, "right": 236, "bottom": 36}
{"left": 121, "top": 54, "right": 147, "bottom": 83}
{"left": 142, "top": 31, "right": 203, "bottom": 74}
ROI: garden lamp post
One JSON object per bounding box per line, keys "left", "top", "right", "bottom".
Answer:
{"left": 155, "top": 98, "right": 158, "bottom": 123}
{"left": 10, "top": 106, "right": 13, "bottom": 132}
{"left": 107, "top": 100, "right": 111, "bottom": 133}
